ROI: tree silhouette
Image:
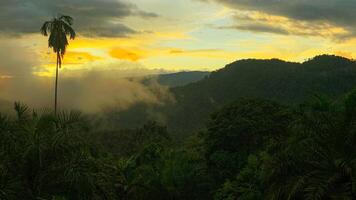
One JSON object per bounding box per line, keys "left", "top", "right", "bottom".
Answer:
{"left": 41, "top": 15, "right": 76, "bottom": 114}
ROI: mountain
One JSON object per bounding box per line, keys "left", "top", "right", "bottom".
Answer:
{"left": 107, "top": 55, "right": 356, "bottom": 137}
{"left": 174, "top": 55, "right": 355, "bottom": 104}
{"left": 141, "top": 71, "right": 210, "bottom": 87}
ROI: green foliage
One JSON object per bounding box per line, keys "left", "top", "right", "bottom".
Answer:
{"left": 203, "top": 99, "right": 293, "bottom": 182}
{"left": 91, "top": 121, "right": 170, "bottom": 157}
{"left": 1, "top": 104, "right": 212, "bottom": 199}
{"left": 2, "top": 86, "right": 356, "bottom": 199}
{"left": 344, "top": 89, "right": 356, "bottom": 121}
{"left": 0, "top": 103, "right": 117, "bottom": 200}
{"left": 214, "top": 154, "right": 264, "bottom": 200}
{"left": 262, "top": 90, "right": 356, "bottom": 200}
{"left": 116, "top": 143, "right": 211, "bottom": 200}
{"left": 204, "top": 89, "right": 356, "bottom": 199}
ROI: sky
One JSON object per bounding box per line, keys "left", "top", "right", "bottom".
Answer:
{"left": 1, "top": 0, "right": 356, "bottom": 110}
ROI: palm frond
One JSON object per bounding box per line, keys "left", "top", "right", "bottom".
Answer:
{"left": 62, "top": 21, "right": 76, "bottom": 40}
{"left": 14, "top": 102, "right": 30, "bottom": 121}
{"left": 40, "top": 21, "right": 52, "bottom": 36}
{"left": 59, "top": 15, "right": 74, "bottom": 25}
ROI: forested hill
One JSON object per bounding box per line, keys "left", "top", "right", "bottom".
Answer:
{"left": 160, "top": 55, "right": 356, "bottom": 135}
{"left": 107, "top": 55, "right": 356, "bottom": 136}
{"left": 173, "top": 55, "right": 355, "bottom": 105}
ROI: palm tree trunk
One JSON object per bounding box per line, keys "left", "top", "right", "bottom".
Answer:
{"left": 55, "top": 52, "right": 59, "bottom": 114}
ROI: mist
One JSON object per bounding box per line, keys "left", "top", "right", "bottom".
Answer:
{"left": 0, "top": 40, "right": 174, "bottom": 113}
{"left": 0, "top": 73, "right": 174, "bottom": 114}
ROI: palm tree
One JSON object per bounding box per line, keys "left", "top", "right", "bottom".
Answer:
{"left": 41, "top": 15, "right": 76, "bottom": 114}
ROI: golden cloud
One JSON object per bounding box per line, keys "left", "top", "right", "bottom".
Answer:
{"left": 109, "top": 48, "right": 147, "bottom": 61}
{"left": 66, "top": 51, "right": 103, "bottom": 64}
{"left": 227, "top": 11, "right": 349, "bottom": 38}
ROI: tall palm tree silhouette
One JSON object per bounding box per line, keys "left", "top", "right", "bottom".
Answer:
{"left": 41, "top": 15, "right": 76, "bottom": 114}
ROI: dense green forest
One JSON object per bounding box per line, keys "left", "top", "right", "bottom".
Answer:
{"left": 2, "top": 55, "right": 356, "bottom": 199}
{"left": 2, "top": 89, "right": 356, "bottom": 199}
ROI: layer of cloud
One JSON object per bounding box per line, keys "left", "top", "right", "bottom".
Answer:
{"left": 201, "top": 0, "right": 356, "bottom": 39}
{"left": 0, "top": 0, "right": 158, "bottom": 37}
{"left": 0, "top": 71, "right": 173, "bottom": 113}
{"left": 0, "top": 41, "right": 39, "bottom": 77}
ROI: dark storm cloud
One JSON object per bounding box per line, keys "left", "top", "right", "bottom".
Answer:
{"left": 80, "top": 24, "right": 136, "bottom": 38}
{"left": 202, "top": 0, "right": 356, "bottom": 38}
{"left": 0, "top": 0, "right": 158, "bottom": 37}
{"left": 211, "top": 0, "right": 355, "bottom": 23}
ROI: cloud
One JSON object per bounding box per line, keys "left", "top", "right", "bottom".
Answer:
{"left": 56, "top": 70, "right": 173, "bottom": 112}
{"left": 0, "top": 0, "right": 158, "bottom": 37}
{"left": 220, "top": 23, "right": 289, "bottom": 35}
{"left": 169, "top": 48, "right": 220, "bottom": 54}
{"left": 0, "top": 41, "right": 39, "bottom": 77}
{"left": 0, "top": 71, "right": 174, "bottom": 113}
{"left": 80, "top": 24, "right": 137, "bottom": 38}
{"left": 214, "top": 11, "right": 347, "bottom": 38}
{"left": 202, "top": 0, "right": 356, "bottom": 39}
{"left": 207, "top": 0, "right": 355, "bottom": 24}
{"left": 109, "top": 48, "right": 146, "bottom": 62}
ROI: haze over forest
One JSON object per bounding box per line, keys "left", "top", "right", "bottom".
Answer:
{"left": 1, "top": 0, "right": 356, "bottom": 200}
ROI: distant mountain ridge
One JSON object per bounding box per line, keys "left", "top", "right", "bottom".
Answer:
{"left": 141, "top": 71, "right": 210, "bottom": 87}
